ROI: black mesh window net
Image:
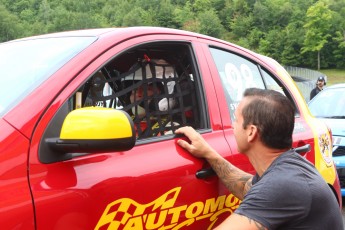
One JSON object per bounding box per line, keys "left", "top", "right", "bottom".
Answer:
{"left": 81, "top": 55, "right": 199, "bottom": 140}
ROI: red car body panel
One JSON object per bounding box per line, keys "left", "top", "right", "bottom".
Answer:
{"left": 0, "top": 27, "right": 340, "bottom": 229}
{"left": 0, "top": 119, "right": 35, "bottom": 229}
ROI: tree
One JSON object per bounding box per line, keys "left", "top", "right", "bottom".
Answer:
{"left": 280, "top": 22, "right": 305, "bottom": 67}
{"left": 122, "top": 7, "right": 147, "bottom": 26}
{"left": 229, "top": 14, "right": 253, "bottom": 40}
{"left": 197, "top": 9, "right": 224, "bottom": 38}
{"left": 192, "top": 0, "right": 212, "bottom": 13}
{"left": 38, "top": 0, "right": 52, "bottom": 26}
{"left": 329, "top": 0, "right": 345, "bottom": 68}
{"left": 1, "top": 0, "right": 345, "bottom": 70}
{"left": 332, "top": 31, "right": 345, "bottom": 68}
{"left": 258, "top": 29, "right": 284, "bottom": 61}
{"left": 101, "top": 0, "right": 133, "bottom": 27}
{"left": 152, "top": 0, "right": 179, "bottom": 28}
{"left": 253, "top": 0, "right": 294, "bottom": 30}
{"left": 174, "top": 1, "right": 195, "bottom": 28}
{"left": 0, "top": 5, "right": 23, "bottom": 42}
{"left": 301, "top": 1, "right": 332, "bottom": 70}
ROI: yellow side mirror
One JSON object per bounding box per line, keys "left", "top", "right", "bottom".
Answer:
{"left": 61, "top": 107, "right": 134, "bottom": 140}
{"left": 47, "top": 107, "right": 135, "bottom": 155}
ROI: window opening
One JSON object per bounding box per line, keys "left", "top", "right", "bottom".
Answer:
{"left": 75, "top": 44, "right": 201, "bottom": 140}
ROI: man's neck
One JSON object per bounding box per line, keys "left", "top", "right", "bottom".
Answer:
{"left": 247, "top": 146, "right": 288, "bottom": 177}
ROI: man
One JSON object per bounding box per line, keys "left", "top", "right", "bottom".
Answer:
{"left": 130, "top": 82, "right": 164, "bottom": 119}
{"left": 175, "top": 88, "right": 343, "bottom": 230}
{"left": 310, "top": 76, "right": 326, "bottom": 100}
{"left": 130, "top": 81, "right": 178, "bottom": 138}
{"left": 127, "top": 58, "right": 178, "bottom": 138}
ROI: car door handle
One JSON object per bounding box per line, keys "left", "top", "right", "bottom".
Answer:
{"left": 196, "top": 168, "right": 216, "bottom": 179}
{"left": 294, "top": 144, "right": 311, "bottom": 155}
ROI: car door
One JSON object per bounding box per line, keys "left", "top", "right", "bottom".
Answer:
{"left": 200, "top": 41, "right": 316, "bottom": 175}
{"left": 28, "top": 34, "right": 234, "bottom": 229}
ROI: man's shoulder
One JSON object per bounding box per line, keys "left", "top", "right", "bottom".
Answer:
{"left": 259, "top": 151, "right": 317, "bottom": 186}
{"left": 239, "top": 150, "right": 343, "bottom": 230}
{"left": 310, "top": 87, "right": 317, "bottom": 94}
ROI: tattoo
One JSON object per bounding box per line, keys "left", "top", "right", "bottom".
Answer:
{"left": 209, "top": 157, "right": 253, "bottom": 200}
{"left": 246, "top": 216, "right": 267, "bottom": 230}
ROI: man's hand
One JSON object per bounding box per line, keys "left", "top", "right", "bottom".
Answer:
{"left": 175, "top": 126, "right": 217, "bottom": 159}
{"left": 176, "top": 126, "right": 253, "bottom": 200}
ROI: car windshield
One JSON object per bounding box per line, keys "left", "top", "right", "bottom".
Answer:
{"left": 0, "top": 36, "right": 96, "bottom": 116}
{"left": 309, "top": 87, "right": 345, "bottom": 118}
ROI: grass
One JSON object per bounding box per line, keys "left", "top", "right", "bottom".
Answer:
{"left": 318, "top": 69, "right": 345, "bottom": 86}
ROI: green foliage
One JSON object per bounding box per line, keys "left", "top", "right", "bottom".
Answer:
{"left": 1, "top": 0, "right": 344, "bottom": 70}
{"left": 230, "top": 14, "right": 254, "bottom": 40}
{"left": 332, "top": 31, "right": 345, "bottom": 68}
{"left": 301, "top": 1, "right": 333, "bottom": 69}
{"left": 174, "top": 1, "right": 195, "bottom": 27}
{"left": 280, "top": 23, "right": 305, "bottom": 66}
{"left": 153, "top": 0, "right": 179, "bottom": 28}
{"left": 192, "top": 0, "right": 213, "bottom": 13}
{"left": 302, "top": 1, "right": 332, "bottom": 53}
{"left": 197, "top": 9, "right": 224, "bottom": 37}
{"left": 0, "top": 5, "right": 23, "bottom": 41}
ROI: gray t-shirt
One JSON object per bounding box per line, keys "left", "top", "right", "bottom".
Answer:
{"left": 235, "top": 149, "right": 343, "bottom": 230}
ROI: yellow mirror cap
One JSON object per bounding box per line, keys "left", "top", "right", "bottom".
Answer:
{"left": 60, "top": 107, "right": 133, "bottom": 139}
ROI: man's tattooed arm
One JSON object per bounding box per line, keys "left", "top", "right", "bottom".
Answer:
{"left": 214, "top": 213, "right": 268, "bottom": 230}
{"left": 208, "top": 156, "right": 253, "bottom": 200}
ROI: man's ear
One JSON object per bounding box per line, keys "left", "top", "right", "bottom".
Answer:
{"left": 247, "top": 125, "right": 258, "bottom": 142}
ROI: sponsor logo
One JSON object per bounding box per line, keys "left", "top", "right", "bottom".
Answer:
{"left": 95, "top": 187, "right": 240, "bottom": 230}
{"left": 319, "top": 133, "right": 332, "bottom": 166}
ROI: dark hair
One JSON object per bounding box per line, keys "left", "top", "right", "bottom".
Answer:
{"left": 242, "top": 88, "right": 295, "bottom": 149}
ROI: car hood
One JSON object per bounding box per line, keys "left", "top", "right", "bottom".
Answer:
{"left": 318, "top": 118, "right": 345, "bottom": 137}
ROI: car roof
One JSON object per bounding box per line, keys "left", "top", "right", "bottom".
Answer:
{"left": 7, "top": 27, "right": 211, "bottom": 42}
{"left": 5, "top": 26, "right": 258, "bottom": 57}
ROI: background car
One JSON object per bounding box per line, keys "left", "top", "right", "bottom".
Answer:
{"left": 308, "top": 83, "right": 345, "bottom": 196}
{"left": 0, "top": 27, "right": 341, "bottom": 229}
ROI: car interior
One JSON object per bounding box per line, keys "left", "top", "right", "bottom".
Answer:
{"left": 74, "top": 42, "right": 204, "bottom": 140}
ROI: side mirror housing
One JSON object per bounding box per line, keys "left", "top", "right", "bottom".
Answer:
{"left": 42, "top": 107, "right": 135, "bottom": 163}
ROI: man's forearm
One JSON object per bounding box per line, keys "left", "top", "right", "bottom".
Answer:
{"left": 207, "top": 154, "right": 253, "bottom": 200}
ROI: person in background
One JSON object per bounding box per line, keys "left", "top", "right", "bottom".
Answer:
{"left": 310, "top": 76, "right": 326, "bottom": 100}
{"left": 175, "top": 88, "right": 343, "bottom": 230}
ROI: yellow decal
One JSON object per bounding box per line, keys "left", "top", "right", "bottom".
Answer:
{"left": 95, "top": 187, "right": 240, "bottom": 230}
{"left": 318, "top": 133, "right": 332, "bottom": 166}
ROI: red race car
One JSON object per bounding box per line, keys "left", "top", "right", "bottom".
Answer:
{"left": 0, "top": 27, "right": 341, "bottom": 229}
